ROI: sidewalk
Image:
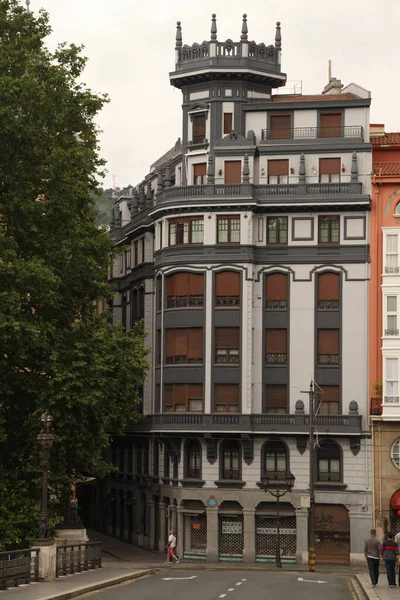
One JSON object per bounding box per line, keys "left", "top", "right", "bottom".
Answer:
{"left": 355, "top": 573, "right": 400, "bottom": 600}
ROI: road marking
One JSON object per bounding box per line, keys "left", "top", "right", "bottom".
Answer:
{"left": 347, "top": 580, "right": 359, "bottom": 600}
{"left": 298, "top": 577, "right": 327, "bottom": 584}
{"left": 228, "top": 588, "right": 235, "bottom": 592}
{"left": 242, "top": 578, "right": 247, "bottom": 581}
{"left": 162, "top": 575, "right": 198, "bottom": 581}
{"left": 219, "top": 595, "right": 227, "bottom": 598}
{"left": 235, "top": 581, "right": 243, "bottom": 586}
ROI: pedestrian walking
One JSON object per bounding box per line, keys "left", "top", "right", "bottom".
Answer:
{"left": 364, "top": 528, "right": 381, "bottom": 587}
{"left": 381, "top": 532, "right": 398, "bottom": 587}
{"left": 395, "top": 531, "right": 400, "bottom": 585}
{"left": 165, "top": 530, "right": 179, "bottom": 564}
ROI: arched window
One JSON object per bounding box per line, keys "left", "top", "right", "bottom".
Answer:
{"left": 138, "top": 286, "right": 145, "bottom": 320}
{"left": 220, "top": 440, "right": 241, "bottom": 480}
{"left": 166, "top": 272, "right": 204, "bottom": 308}
{"left": 265, "top": 273, "right": 288, "bottom": 310}
{"left": 262, "top": 440, "right": 288, "bottom": 480}
{"left": 317, "top": 272, "right": 340, "bottom": 310}
{"left": 317, "top": 440, "right": 341, "bottom": 482}
{"left": 215, "top": 271, "right": 240, "bottom": 307}
{"left": 395, "top": 202, "right": 400, "bottom": 216}
{"left": 185, "top": 439, "right": 202, "bottom": 479}
{"left": 121, "top": 294, "right": 127, "bottom": 330}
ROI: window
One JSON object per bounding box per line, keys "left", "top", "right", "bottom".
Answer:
{"left": 164, "top": 449, "right": 170, "bottom": 479}
{"left": 121, "top": 295, "right": 127, "bottom": 330}
{"left": 386, "top": 235, "right": 399, "bottom": 274}
{"left": 391, "top": 439, "right": 400, "bottom": 470}
{"left": 386, "top": 296, "right": 399, "bottom": 336}
{"left": 159, "top": 222, "right": 163, "bottom": 249}
{"left": 153, "top": 440, "right": 159, "bottom": 477}
{"left": 265, "top": 273, "right": 288, "bottom": 310}
{"left": 317, "top": 272, "right": 340, "bottom": 310}
{"left": 317, "top": 330, "right": 339, "bottom": 365}
{"left": 166, "top": 328, "right": 203, "bottom": 364}
{"left": 269, "top": 114, "right": 291, "bottom": 140}
{"left": 214, "top": 384, "right": 239, "bottom": 413}
{"left": 217, "top": 215, "right": 240, "bottom": 243}
{"left": 155, "top": 384, "right": 160, "bottom": 413}
{"left": 385, "top": 358, "right": 399, "bottom": 404}
{"left": 221, "top": 440, "right": 241, "bottom": 480}
{"left": 264, "top": 385, "right": 287, "bottom": 414}
{"left": 319, "top": 158, "right": 341, "bottom": 183}
{"left": 224, "top": 160, "right": 241, "bottom": 184}
{"left": 138, "top": 287, "right": 144, "bottom": 320}
{"left": 215, "top": 328, "right": 240, "bottom": 364}
{"left": 267, "top": 217, "right": 288, "bottom": 244}
{"left": 193, "top": 163, "right": 206, "bottom": 185}
{"left": 141, "top": 237, "right": 145, "bottom": 263}
{"left": 319, "top": 113, "right": 342, "bottom": 138}
{"left": 185, "top": 439, "right": 202, "bottom": 479}
{"left": 268, "top": 159, "right": 289, "bottom": 184}
{"left": 166, "top": 273, "right": 204, "bottom": 308}
{"left": 263, "top": 441, "right": 287, "bottom": 480}
{"left": 192, "top": 114, "right": 206, "bottom": 144}
{"left": 318, "top": 386, "right": 339, "bottom": 415}
{"left": 119, "top": 254, "right": 123, "bottom": 274}
{"left": 164, "top": 384, "right": 203, "bottom": 413}
{"left": 215, "top": 271, "right": 240, "bottom": 307}
{"left": 169, "top": 217, "right": 204, "bottom": 245}
{"left": 317, "top": 441, "right": 341, "bottom": 482}
{"left": 131, "top": 288, "right": 138, "bottom": 326}
{"left": 156, "top": 330, "right": 161, "bottom": 365}
{"left": 125, "top": 247, "right": 131, "bottom": 270}
{"left": 318, "top": 216, "right": 340, "bottom": 244}
{"left": 265, "top": 329, "right": 287, "bottom": 364}
{"left": 157, "top": 277, "right": 162, "bottom": 311}
{"left": 224, "top": 112, "right": 233, "bottom": 135}
{"left": 134, "top": 241, "right": 138, "bottom": 266}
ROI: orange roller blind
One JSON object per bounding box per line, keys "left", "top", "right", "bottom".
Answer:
{"left": 216, "top": 272, "right": 240, "bottom": 296}
{"left": 318, "top": 273, "right": 340, "bottom": 300}
{"left": 266, "top": 273, "right": 288, "bottom": 300}
{"left": 266, "top": 329, "right": 287, "bottom": 353}
{"left": 318, "top": 330, "right": 339, "bottom": 354}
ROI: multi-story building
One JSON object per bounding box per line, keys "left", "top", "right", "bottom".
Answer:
{"left": 369, "top": 125, "right": 400, "bottom": 538}
{"left": 85, "top": 15, "right": 373, "bottom": 565}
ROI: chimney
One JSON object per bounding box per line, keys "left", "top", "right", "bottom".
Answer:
{"left": 321, "top": 59, "right": 344, "bottom": 95}
{"left": 370, "top": 124, "right": 385, "bottom": 138}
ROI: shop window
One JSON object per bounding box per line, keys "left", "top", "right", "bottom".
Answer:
{"left": 166, "top": 272, "right": 204, "bottom": 308}
{"left": 317, "top": 440, "right": 341, "bottom": 482}
{"left": 220, "top": 440, "right": 241, "bottom": 480}
{"left": 317, "top": 330, "right": 339, "bottom": 366}
{"left": 318, "top": 385, "right": 340, "bottom": 415}
{"left": 265, "top": 329, "right": 287, "bottom": 364}
{"left": 267, "top": 217, "right": 288, "bottom": 244}
{"left": 214, "top": 384, "right": 239, "bottom": 413}
{"left": 185, "top": 439, "right": 202, "bottom": 479}
{"left": 217, "top": 215, "right": 240, "bottom": 243}
{"left": 169, "top": 217, "right": 204, "bottom": 245}
{"left": 164, "top": 384, "right": 203, "bottom": 413}
{"left": 265, "top": 273, "right": 288, "bottom": 310}
{"left": 166, "top": 328, "right": 203, "bottom": 364}
{"left": 215, "top": 271, "right": 240, "bottom": 307}
{"left": 319, "top": 158, "right": 341, "bottom": 183}
{"left": 262, "top": 441, "right": 288, "bottom": 480}
{"left": 318, "top": 215, "right": 340, "bottom": 244}
{"left": 215, "top": 328, "right": 240, "bottom": 364}
{"left": 268, "top": 159, "right": 289, "bottom": 184}
{"left": 317, "top": 272, "right": 340, "bottom": 310}
{"left": 264, "top": 385, "right": 287, "bottom": 414}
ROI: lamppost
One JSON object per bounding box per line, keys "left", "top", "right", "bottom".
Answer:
{"left": 260, "top": 472, "right": 295, "bottom": 568}
{"left": 37, "top": 412, "right": 54, "bottom": 541}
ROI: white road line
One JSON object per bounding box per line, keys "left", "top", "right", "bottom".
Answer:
{"left": 298, "top": 577, "right": 327, "bottom": 584}
{"left": 219, "top": 595, "right": 227, "bottom": 598}
{"left": 235, "top": 582, "right": 243, "bottom": 586}
{"left": 162, "top": 575, "right": 198, "bottom": 581}
{"left": 228, "top": 589, "right": 235, "bottom": 592}
{"left": 241, "top": 579, "right": 247, "bottom": 581}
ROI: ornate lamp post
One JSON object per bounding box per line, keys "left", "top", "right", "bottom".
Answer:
{"left": 260, "top": 472, "right": 295, "bottom": 568}
{"left": 37, "top": 413, "right": 54, "bottom": 541}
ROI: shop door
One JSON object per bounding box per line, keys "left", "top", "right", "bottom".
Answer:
{"left": 218, "top": 515, "right": 244, "bottom": 560}
{"left": 255, "top": 515, "right": 296, "bottom": 562}
{"left": 183, "top": 513, "right": 207, "bottom": 559}
{"left": 315, "top": 504, "right": 350, "bottom": 564}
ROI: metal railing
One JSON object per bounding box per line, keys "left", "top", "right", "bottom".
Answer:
{"left": 56, "top": 542, "right": 101, "bottom": 577}
{"left": 370, "top": 397, "right": 382, "bottom": 416}
{"left": 0, "top": 549, "right": 39, "bottom": 590}
{"left": 385, "top": 328, "right": 399, "bottom": 336}
{"left": 261, "top": 126, "right": 364, "bottom": 141}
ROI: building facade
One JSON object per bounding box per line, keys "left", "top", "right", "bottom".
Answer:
{"left": 369, "top": 126, "right": 400, "bottom": 538}
{"left": 85, "top": 15, "right": 373, "bottom": 564}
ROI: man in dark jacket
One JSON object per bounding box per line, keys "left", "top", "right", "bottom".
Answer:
{"left": 381, "top": 531, "right": 398, "bottom": 587}
{"left": 364, "top": 529, "right": 381, "bottom": 587}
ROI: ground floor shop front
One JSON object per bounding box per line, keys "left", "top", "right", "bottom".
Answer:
{"left": 79, "top": 482, "right": 371, "bottom": 565}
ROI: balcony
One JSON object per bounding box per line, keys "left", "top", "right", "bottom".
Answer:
{"left": 266, "top": 353, "right": 287, "bottom": 365}
{"left": 370, "top": 397, "right": 382, "bottom": 416}
{"left": 126, "top": 412, "right": 362, "bottom": 434}
{"left": 260, "top": 126, "right": 364, "bottom": 142}
{"left": 385, "top": 328, "right": 399, "bottom": 336}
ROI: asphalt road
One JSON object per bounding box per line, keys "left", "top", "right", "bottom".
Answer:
{"left": 79, "top": 570, "right": 356, "bottom": 600}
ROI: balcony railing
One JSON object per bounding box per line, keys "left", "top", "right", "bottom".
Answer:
{"left": 317, "top": 354, "right": 339, "bottom": 366}
{"left": 370, "top": 397, "right": 382, "bottom": 416}
{"left": 266, "top": 300, "right": 287, "bottom": 310}
{"left": 384, "top": 396, "right": 400, "bottom": 404}
{"left": 385, "top": 328, "right": 399, "bottom": 336}
{"left": 261, "top": 126, "right": 364, "bottom": 141}
{"left": 317, "top": 300, "right": 340, "bottom": 310}
{"left": 266, "top": 353, "right": 287, "bottom": 365}
{"left": 127, "top": 412, "right": 362, "bottom": 434}
{"left": 385, "top": 266, "right": 400, "bottom": 274}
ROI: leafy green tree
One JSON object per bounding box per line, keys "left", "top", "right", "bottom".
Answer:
{"left": 0, "top": 0, "right": 148, "bottom": 550}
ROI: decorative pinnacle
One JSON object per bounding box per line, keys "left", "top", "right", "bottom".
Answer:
{"left": 26, "top": 0, "right": 30, "bottom": 11}
{"left": 241, "top": 14, "right": 248, "bottom": 41}
{"left": 275, "top": 21, "right": 282, "bottom": 49}
{"left": 175, "top": 21, "right": 182, "bottom": 49}
{"left": 210, "top": 14, "right": 217, "bottom": 41}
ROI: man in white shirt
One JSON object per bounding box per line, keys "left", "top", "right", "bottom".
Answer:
{"left": 166, "top": 530, "right": 179, "bottom": 564}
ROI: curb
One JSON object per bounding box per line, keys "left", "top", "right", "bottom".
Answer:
{"left": 38, "top": 569, "right": 154, "bottom": 600}
{"left": 354, "top": 574, "right": 378, "bottom": 600}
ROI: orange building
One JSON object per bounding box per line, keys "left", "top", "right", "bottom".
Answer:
{"left": 369, "top": 125, "right": 400, "bottom": 537}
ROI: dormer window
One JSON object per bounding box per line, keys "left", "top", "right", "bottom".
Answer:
{"left": 192, "top": 114, "right": 206, "bottom": 144}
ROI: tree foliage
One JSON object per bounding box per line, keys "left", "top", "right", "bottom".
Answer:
{"left": 0, "top": 1, "right": 148, "bottom": 550}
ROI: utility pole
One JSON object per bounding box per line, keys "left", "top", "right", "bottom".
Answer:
{"left": 301, "top": 381, "right": 316, "bottom": 572}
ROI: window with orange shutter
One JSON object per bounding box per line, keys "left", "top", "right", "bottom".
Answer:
{"left": 319, "top": 113, "right": 342, "bottom": 138}
{"left": 319, "top": 158, "right": 341, "bottom": 183}
{"left": 215, "top": 328, "right": 240, "bottom": 364}
{"left": 264, "top": 385, "right": 287, "bottom": 414}
{"left": 223, "top": 113, "right": 233, "bottom": 135}
{"left": 318, "top": 386, "right": 340, "bottom": 416}
{"left": 163, "top": 384, "right": 203, "bottom": 412}
{"left": 215, "top": 271, "right": 240, "bottom": 307}
{"left": 265, "top": 273, "right": 288, "bottom": 309}
{"left": 214, "top": 384, "right": 239, "bottom": 413}
{"left": 317, "top": 273, "right": 340, "bottom": 309}
{"left": 317, "top": 330, "right": 339, "bottom": 365}
{"left": 192, "top": 115, "right": 206, "bottom": 144}
{"left": 265, "top": 329, "right": 287, "bottom": 364}
{"left": 166, "top": 273, "right": 204, "bottom": 308}
{"left": 165, "top": 329, "right": 203, "bottom": 364}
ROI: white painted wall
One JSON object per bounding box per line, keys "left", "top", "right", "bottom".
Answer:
{"left": 293, "top": 109, "right": 317, "bottom": 129}
{"left": 245, "top": 111, "right": 266, "bottom": 145}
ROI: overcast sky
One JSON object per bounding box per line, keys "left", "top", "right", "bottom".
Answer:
{"left": 33, "top": 0, "right": 400, "bottom": 189}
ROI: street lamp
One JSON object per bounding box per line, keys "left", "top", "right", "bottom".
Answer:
{"left": 260, "top": 472, "right": 295, "bottom": 568}
{"left": 37, "top": 412, "right": 54, "bottom": 541}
